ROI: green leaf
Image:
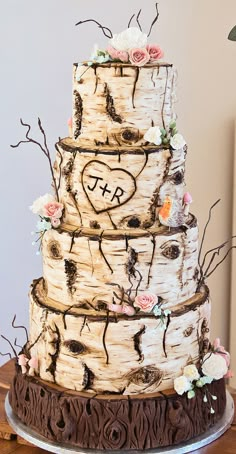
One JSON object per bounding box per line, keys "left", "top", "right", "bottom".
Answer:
{"left": 187, "top": 389, "right": 195, "bottom": 399}
{"left": 160, "top": 128, "right": 167, "bottom": 136}
{"left": 169, "top": 120, "right": 176, "bottom": 129}
{"left": 228, "top": 25, "right": 236, "bottom": 41}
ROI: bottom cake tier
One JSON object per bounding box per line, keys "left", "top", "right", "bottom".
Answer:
{"left": 9, "top": 365, "right": 226, "bottom": 451}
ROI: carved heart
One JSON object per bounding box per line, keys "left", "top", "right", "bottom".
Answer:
{"left": 82, "top": 160, "right": 136, "bottom": 214}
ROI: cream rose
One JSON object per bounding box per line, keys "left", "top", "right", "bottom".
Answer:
{"left": 170, "top": 133, "right": 186, "bottom": 150}
{"left": 183, "top": 364, "right": 200, "bottom": 382}
{"left": 144, "top": 126, "right": 162, "bottom": 145}
{"left": 134, "top": 293, "right": 158, "bottom": 312}
{"left": 174, "top": 375, "right": 192, "bottom": 395}
{"left": 30, "top": 193, "right": 54, "bottom": 216}
{"left": 202, "top": 353, "right": 228, "bottom": 380}
{"left": 110, "top": 27, "right": 147, "bottom": 51}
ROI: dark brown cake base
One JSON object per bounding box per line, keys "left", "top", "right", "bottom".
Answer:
{"left": 9, "top": 366, "right": 226, "bottom": 451}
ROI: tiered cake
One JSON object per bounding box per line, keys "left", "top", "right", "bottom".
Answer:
{"left": 9, "top": 26, "right": 229, "bottom": 450}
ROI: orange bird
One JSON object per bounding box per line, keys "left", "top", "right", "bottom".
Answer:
{"left": 159, "top": 196, "right": 186, "bottom": 228}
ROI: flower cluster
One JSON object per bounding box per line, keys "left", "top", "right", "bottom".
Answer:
{"left": 153, "top": 306, "right": 171, "bottom": 330}
{"left": 30, "top": 194, "right": 63, "bottom": 254}
{"left": 18, "top": 353, "right": 38, "bottom": 376}
{"left": 144, "top": 121, "right": 186, "bottom": 150}
{"left": 107, "top": 303, "right": 136, "bottom": 316}
{"left": 174, "top": 339, "right": 232, "bottom": 414}
{"left": 89, "top": 27, "right": 164, "bottom": 67}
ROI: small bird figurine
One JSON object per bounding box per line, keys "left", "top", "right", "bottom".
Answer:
{"left": 159, "top": 196, "right": 186, "bottom": 228}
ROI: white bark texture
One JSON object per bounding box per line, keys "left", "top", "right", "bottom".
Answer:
{"left": 54, "top": 139, "right": 186, "bottom": 229}
{"left": 72, "top": 63, "right": 177, "bottom": 146}
{"left": 29, "top": 280, "right": 210, "bottom": 394}
{"left": 41, "top": 218, "right": 198, "bottom": 310}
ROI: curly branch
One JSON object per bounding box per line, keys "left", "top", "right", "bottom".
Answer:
{"left": 1, "top": 335, "right": 17, "bottom": 357}
{"left": 204, "top": 246, "right": 236, "bottom": 279}
{"left": 136, "top": 9, "right": 142, "bottom": 31}
{"left": 14, "top": 338, "right": 23, "bottom": 350}
{"left": 198, "top": 199, "right": 221, "bottom": 281}
{"left": 75, "top": 19, "right": 113, "bottom": 38}
{"left": 128, "top": 13, "right": 135, "bottom": 28}
{"left": 147, "top": 3, "right": 160, "bottom": 37}
{"left": 0, "top": 351, "right": 12, "bottom": 359}
{"left": 11, "top": 118, "right": 59, "bottom": 201}
{"left": 12, "top": 314, "right": 29, "bottom": 343}
{"left": 201, "top": 235, "right": 236, "bottom": 279}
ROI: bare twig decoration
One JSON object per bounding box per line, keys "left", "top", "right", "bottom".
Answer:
{"left": 198, "top": 199, "right": 221, "bottom": 278}
{"left": 136, "top": 9, "right": 142, "bottom": 32}
{"left": 147, "top": 3, "right": 159, "bottom": 37}
{"left": 14, "top": 338, "right": 23, "bottom": 350}
{"left": 0, "top": 351, "right": 12, "bottom": 359}
{"left": 11, "top": 118, "right": 59, "bottom": 201}
{"left": 75, "top": 19, "right": 113, "bottom": 38}
{"left": 1, "top": 335, "right": 17, "bottom": 357}
{"left": 12, "top": 314, "right": 29, "bottom": 343}
{"left": 197, "top": 199, "right": 235, "bottom": 288}
{"left": 127, "top": 13, "right": 135, "bottom": 28}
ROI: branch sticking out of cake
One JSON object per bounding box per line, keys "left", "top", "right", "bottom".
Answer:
{"left": 197, "top": 199, "right": 236, "bottom": 288}
{"left": 10, "top": 118, "right": 59, "bottom": 202}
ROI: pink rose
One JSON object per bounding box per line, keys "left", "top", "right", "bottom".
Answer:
{"left": 28, "top": 356, "right": 38, "bottom": 369}
{"left": 107, "top": 46, "right": 129, "bottom": 63}
{"left": 224, "top": 369, "right": 234, "bottom": 379}
{"left": 51, "top": 217, "right": 61, "bottom": 228}
{"left": 213, "top": 338, "right": 230, "bottom": 367}
{"left": 18, "top": 354, "right": 28, "bottom": 367}
{"left": 129, "top": 48, "right": 150, "bottom": 67}
{"left": 122, "top": 305, "right": 136, "bottom": 316}
{"left": 146, "top": 44, "right": 164, "bottom": 62}
{"left": 44, "top": 201, "right": 63, "bottom": 219}
{"left": 134, "top": 293, "right": 158, "bottom": 312}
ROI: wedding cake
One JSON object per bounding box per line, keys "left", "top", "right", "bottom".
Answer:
{"left": 9, "top": 19, "right": 231, "bottom": 450}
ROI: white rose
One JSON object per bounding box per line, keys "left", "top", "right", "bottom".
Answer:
{"left": 183, "top": 364, "right": 200, "bottom": 382}
{"left": 202, "top": 353, "right": 228, "bottom": 380}
{"left": 174, "top": 375, "right": 192, "bottom": 395}
{"left": 170, "top": 133, "right": 186, "bottom": 150}
{"left": 30, "top": 194, "right": 54, "bottom": 216}
{"left": 110, "top": 27, "right": 147, "bottom": 51}
{"left": 144, "top": 126, "right": 162, "bottom": 145}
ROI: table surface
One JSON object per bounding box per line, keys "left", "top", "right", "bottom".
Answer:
{"left": 0, "top": 427, "right": 235, "bottom": 454}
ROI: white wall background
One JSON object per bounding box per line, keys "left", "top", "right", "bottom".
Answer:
{"left": 0, "top": 0, "right": 236, "bottom": 364}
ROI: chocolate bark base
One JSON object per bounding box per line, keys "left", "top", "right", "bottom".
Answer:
{"left": 9, "top": 366, "right": 226, "bottom": 451}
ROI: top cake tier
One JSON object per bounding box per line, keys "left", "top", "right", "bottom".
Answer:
{"left": 72, "top": 62, "right": 176, "bottom": 147}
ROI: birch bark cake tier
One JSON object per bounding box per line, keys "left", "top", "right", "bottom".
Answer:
{"left": 42, "top": 217, "right": 198, "bottom": 309}
{"left": 54, "top": 139, "right": 186, "bottom": 229}
{"left": 29, "top": 278, "right": 210, "bottom": 394}
{"left": 72, "top": 62, "right": 176, "bottom": 147}
{"left": 9, "top": 20, "right": 231, "bottom": 452}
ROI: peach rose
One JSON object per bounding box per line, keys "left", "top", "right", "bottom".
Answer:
{"left": 129, "top": 48, "right": 150, "bottom": 67}
{"left": 107, "top": 46, "right": 129, "bottom": 62}
{"left": 122, "top": 305, "right": 136, "bottom": 316}
{"left": 107, "top": 303, "right": 123, "bottom": 313}
{"left": 146, "top": 44, "right": 164, "bottom": 61}
{"left": 44, "top": 201, "right": 63, "bottom": 219}
{"left": 134, "top": 293, "right": 158, "bottom": 312}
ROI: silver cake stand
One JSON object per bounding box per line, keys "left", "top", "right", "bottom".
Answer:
{"left": 5, "top": 391, "right": 234, "bottom": 454}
